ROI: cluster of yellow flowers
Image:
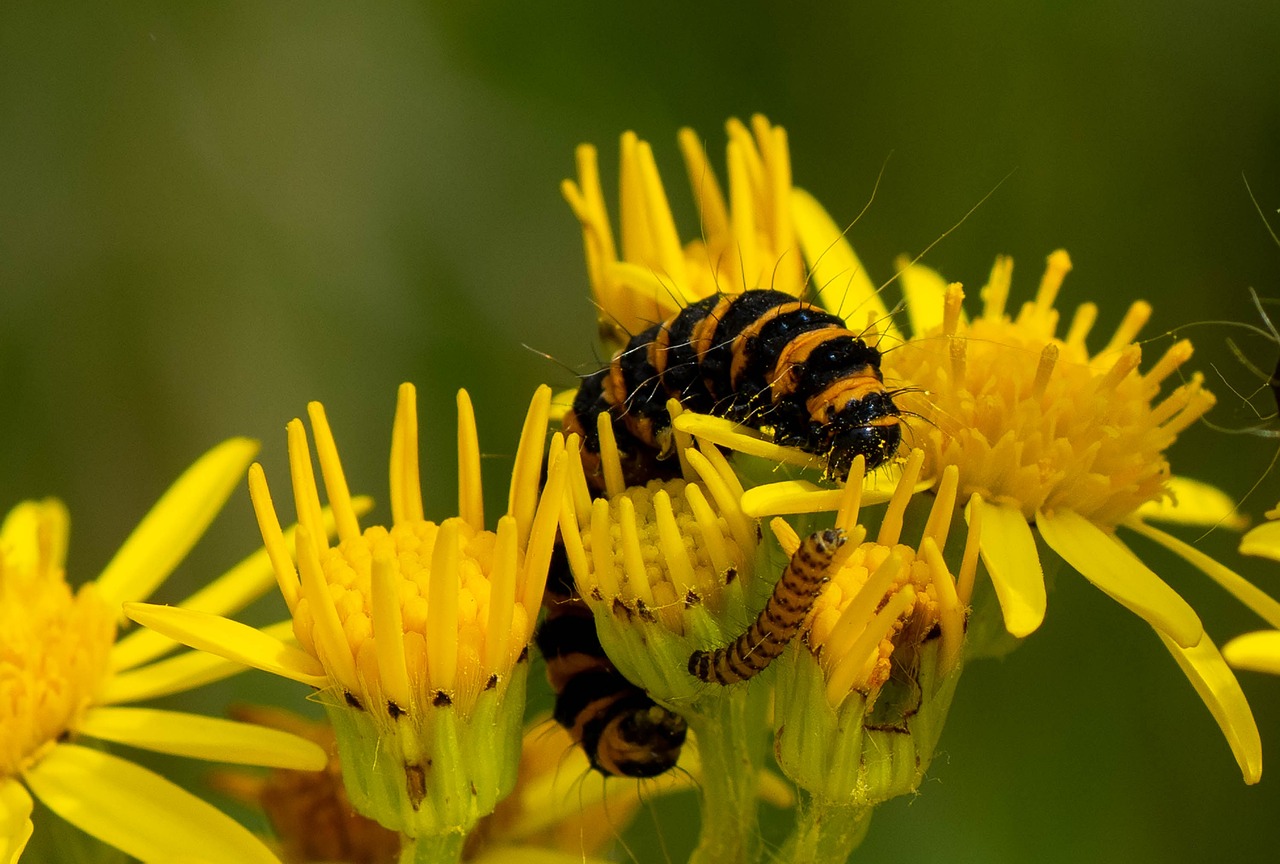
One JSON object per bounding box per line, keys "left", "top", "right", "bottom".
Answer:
{"left": 3, "top": 116, "right": 1278, "bottom": 864}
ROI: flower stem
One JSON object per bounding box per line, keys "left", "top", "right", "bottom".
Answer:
{"left": 778, "top": 792, "right": 874, "bottom": 864}
{"left": 399, "top": 831, "right": 466, "bottom": 864}
{"left": 686, "top": 686, "right": 767, "bottom": 864}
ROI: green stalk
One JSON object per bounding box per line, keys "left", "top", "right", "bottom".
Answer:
{"left": 399, "top": 831, "right": 466, "bottom": 864}
{"left": 777, "top": 792, "right": 873, "bottom": 864}
{"left": 686, "top": 685, "right": 767, "bottom": 864}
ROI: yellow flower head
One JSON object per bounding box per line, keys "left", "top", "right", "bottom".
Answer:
{"left": 771, "top": 197, "right": 1266, "bottom": 783}
{"left": 129, "top": 384, "right": 567, "bottom": 844}
{"left": 772, "top": 450, "right": 975, "bottom": 807}
{"left": 889, "top": 252, "right": 1212, "bottom": 525}
{"left": 257, "top": 385, "right": 562, "bottom": 719}
{"left": 1, "top": 441, "right": 328, "bottom": 864}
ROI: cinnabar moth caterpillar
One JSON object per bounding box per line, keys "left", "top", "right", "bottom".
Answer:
{"left": 535, "top": 546, "right": 687, "bottom": 777}
{"left": 564, "top": 289, "right": 902, "bottom": 489}
{"left": 688, "top": 528, "right": 847, "bottom": 685}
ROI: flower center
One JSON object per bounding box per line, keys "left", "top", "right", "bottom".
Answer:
{"left": 806, "top": 540, "right": 943, "bottom": 704}
{"left": 0, "top": 537, "right": 115, "bottom": 776}
{"left": 883, "top": 251, "right": 1215, "bottom": 526}
{"left": 577, "top": 478, "right": 752, "bottom": 635}
{"left": 290, "top": 517, "right": 529, "bottom": 715}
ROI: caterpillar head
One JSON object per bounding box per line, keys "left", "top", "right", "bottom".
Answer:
{"left": 821, "top": 391, "right": 902, "bottom": 480}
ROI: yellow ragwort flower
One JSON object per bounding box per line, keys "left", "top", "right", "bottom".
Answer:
{"left": 750, "top": 200, "right": 1267, "bottom": 782}
{"left": 1, "top": 440, "right": 329, "bottom": 864}
{"left": 127, "top": 384, "right": 567, "bottom": 854}
{"left": 771, "top": 450, "right": 975, "bottom": 807}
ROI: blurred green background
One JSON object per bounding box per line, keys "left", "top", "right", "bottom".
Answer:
{"left": 4, "top": 2, "right": 1280, "bottom": 862}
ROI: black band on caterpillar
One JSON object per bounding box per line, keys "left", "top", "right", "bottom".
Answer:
{"left": 535, "top": 544, "right": 687, "bottom": 777}
{"left": 565, "top": 289, "right": 901, "bottom": 487}
{"left": 688, "top": 528, "right": 847, "bottom": 685}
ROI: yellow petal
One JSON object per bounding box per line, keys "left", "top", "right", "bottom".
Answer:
{"left": 740, "top": 477, "right": 902, "bottom": 519}
{"left": 104, "top": 646, "right": 245, "bottom": 704}
{"left": 1135, "top": 476, "right": 1246, "bottom": 530}
{"left": 971, "top": 498, "right": 1046, "bottom": 637}
{"left": 0, "top": 779, "right": 32, "bottom": 864}
{"left": 1223, "top": 630, "right": 1280, "bottom": 675}
{"left": 789, "top": 188, "right": 895, "bottom": 339}
{"left": 78, "top": 706, "right": 326, "bottom": 770}
{"left": 1037, "top": 509, "right": 1201, "bottom": 647}
{"left": 671, "top": 412, "right": 824, "bottom": 470}
{"left": 123, "top": 603, "right": 327, "bottom": 687}
{"left": 104, "top": 621, "right": 298, "bottom": 704}
{"left": 95, "top": 438, "right": 259, "bottom": 607}
{"left": 109, "top": 499, "right": 372, "bottom": 674}
{"left": 894, "top": 257, "right": 953, "bottom": 339}
{"left": 1240, "top": 518, "right": 1280, "bottom": 562}
{"left": 0, "top": 498, "right": 69, "bottom": 577}
{"left": 1155, "top": 631, "right": 1262, "bottom": 784}
{"left": 1125, "top": 519, "right": 1280, "bottom": 630}
{"left": 741, "top": 481, "right": 842, "bottom": 517}
{"left": 23, "top": 744, "right": 282, "bottom": 864}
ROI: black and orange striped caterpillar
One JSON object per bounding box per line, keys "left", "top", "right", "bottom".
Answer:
{"left": 535, "top": 547, "right": 688, "bottom": 777}
{"left": 564, "top": 288, "right": 903, "bottom": 489}
{"left": 689, "top": 528, "right": 847, "bottom": 685}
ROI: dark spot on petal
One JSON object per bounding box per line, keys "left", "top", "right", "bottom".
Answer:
{"left": 484, "top": 673, "right": 499, "bottom": 690}
{"left": 387, "top": 700, "right": 405, "bottom": 719}
{"left": 433, "top": 691, "right": 453, "bottom": 707}
{"left": 344, "top": 691, "right": 364, "bottom": 710}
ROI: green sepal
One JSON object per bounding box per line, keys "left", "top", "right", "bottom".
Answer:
{"left": 323, "top": 659, "right": 528, "bottom": 840}
{"left": 774, "top": 635, "right": 961, "bottom": 807}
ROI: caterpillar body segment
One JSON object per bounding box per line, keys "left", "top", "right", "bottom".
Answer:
{"left": 689, "top": 528, "right": 848, "bottom": 685}
{"left": 535, "top": 546, "right": 687, "bottom": 777}
{"left": 566, "top": 289, "right": 901, "bottom": 488}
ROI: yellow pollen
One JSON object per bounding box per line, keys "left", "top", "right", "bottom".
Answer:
{"left": 289, "top": 518, "right": 530, "bottom": 715}
{"left": 253, "top": 384, "right": 560, "bottom": 720}
{"left": 885, "top": 251, "right": 1214, "bottom": 526}
{"left": 0, "top": 502, "right": 115, "bottom": 776}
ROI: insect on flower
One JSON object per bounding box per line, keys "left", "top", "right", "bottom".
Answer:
{"left": 688, "top": 527, "right": 849, "bottom": 685}
{"left": 535, "top": 546, "right": 688, "bottom": 777}
{"left": 563, "top": 288, "right": 904, "bottom": 489}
